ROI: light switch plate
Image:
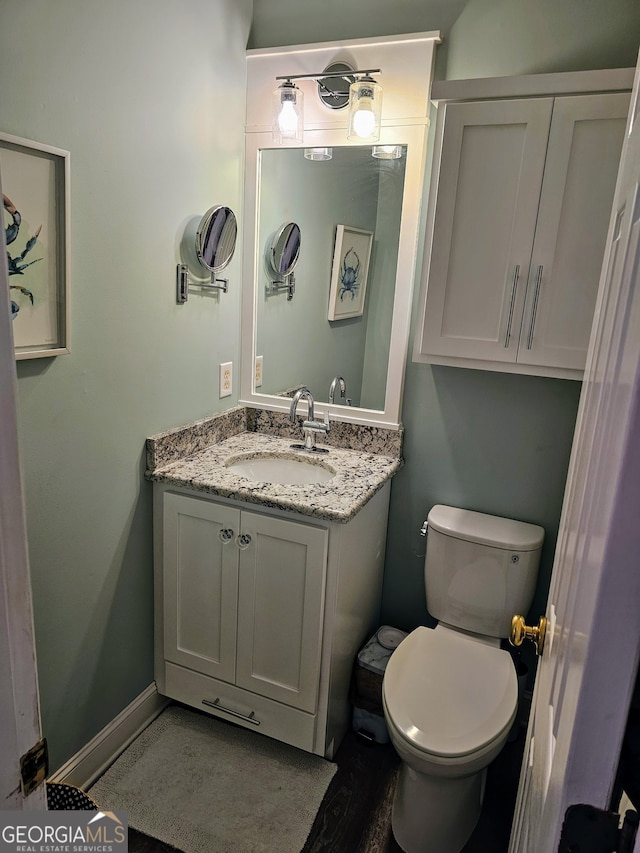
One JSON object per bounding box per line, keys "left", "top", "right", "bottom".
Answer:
{"left": 255, "top": 355, "right": 263, "bottom": 388}
{"left": 219, "top": 362, "right": 232, "bottom": 398}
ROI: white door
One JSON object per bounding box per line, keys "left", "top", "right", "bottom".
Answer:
{"left": 518, "top": 92, "right": 629, "bottom": 371}
{"left": 509, "top": 56, "right": 640, "bottom": 852}
{"left": 418, "top": 97, "right": 552, "bottom": 362}
{"left": 0, "top": 169, "right": 46, "bottom": 808}
{"left": 235, "top": 512, "right": 328, "bottom": 713}
{"left": 163, "top": 492, "right": 239, "bottom": 683}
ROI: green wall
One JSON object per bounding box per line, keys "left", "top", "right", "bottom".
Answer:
{"left": 1, "top": 0, "right": 252, "bottom": 770}
{"left": 446, "top": 0, "right": 640, "bottom": 79}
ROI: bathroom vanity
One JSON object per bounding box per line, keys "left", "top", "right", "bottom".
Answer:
{"left": 147, "top": 409, "right": 401, "bottom": 758}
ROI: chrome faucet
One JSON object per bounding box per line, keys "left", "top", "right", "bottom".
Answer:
{"left": 329, "top": 375, "right": 351, "bottom": 406}
{"left": 289, "top": 386, "right": 329, "bottom": 453}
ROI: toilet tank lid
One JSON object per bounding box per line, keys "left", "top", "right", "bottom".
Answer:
{"left": 427, "top": 505, "right": 544, "bottom": 551}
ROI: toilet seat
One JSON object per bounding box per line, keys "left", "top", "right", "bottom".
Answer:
{"left": 383, "top": 626, "right": 517, "bottom": 759}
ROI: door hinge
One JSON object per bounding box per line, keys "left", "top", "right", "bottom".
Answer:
{"left": 20, "top": 737, "right": 48, "bottom": 795}
{"left": 559, "top": 803, "right": 639, "bottom": 853}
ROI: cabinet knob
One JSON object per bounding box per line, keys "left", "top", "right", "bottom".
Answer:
{"left": 236, "top": 533, "right": 252, "bottom": 550}
{"left": 218, "top": 528, "right": 234, "bottom": 544}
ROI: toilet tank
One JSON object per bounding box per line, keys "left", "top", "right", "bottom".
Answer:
{"left": 425, "top": 505, "right": 544, "bottom": 639}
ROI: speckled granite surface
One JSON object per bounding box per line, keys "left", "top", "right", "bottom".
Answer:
{"left": 146, "top": 407, "right": 403, "bottom": 522}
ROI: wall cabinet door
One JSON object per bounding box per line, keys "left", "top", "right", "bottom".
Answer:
{"left": 517, "top": 93, "right": 629, "bottom": 371}
{"left": 416, "top": 89, "right": 629, "bottom": 378}
{"left": 419, "top": 97, "right": 553, "bottom": 362}
{"left": 162, "top": 492, "right": 328, "bottom": 714}
{"left": 163, "top": 492, "right": 239, "bottom": 683}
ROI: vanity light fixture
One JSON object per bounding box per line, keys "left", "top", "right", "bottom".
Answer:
{"left": 273, "top": 80, "right": 304, "bottom": 143}
{"left": 347, "top": 75, "right": 383, "bottom": 142}
{"left": 304, "top": 147, "right": 333, "bottom": 161}
{"left": 372, "top": 145, "right": 403, "bottom": 160}
{"left": 272, "top": 64, "right": 382, "bottom": 144}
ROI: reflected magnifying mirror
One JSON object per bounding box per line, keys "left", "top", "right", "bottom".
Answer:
{"left": 266, "top": 221, "right": 301, "bottom": 300}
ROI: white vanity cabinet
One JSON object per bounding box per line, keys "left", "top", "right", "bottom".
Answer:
{"left": 414, "top": 71, "right": 631, "bottom": 379}
{"left": 153, "top": 481, "right": 391, "bottom": 759}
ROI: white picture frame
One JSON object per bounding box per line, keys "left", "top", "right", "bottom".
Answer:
{"left": 1, "top": 132, "right": 70, "bottom": 359}
{"left": 327, "top": 224, "right": 373, "bottom": 321}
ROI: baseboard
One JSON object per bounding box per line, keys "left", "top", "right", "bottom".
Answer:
{"left": 47, "top": 683, "right": 170, "bottom": 790}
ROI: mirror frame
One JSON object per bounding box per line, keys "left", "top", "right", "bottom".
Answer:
{"left": 239, "top": 124, "right": 428, "bottom": 430}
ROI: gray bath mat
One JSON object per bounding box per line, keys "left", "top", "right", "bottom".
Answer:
{"left": 89, "top": 704, "right": 336, "bottom": 853}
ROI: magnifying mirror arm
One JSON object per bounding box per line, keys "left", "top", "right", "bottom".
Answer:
{"left": 177, "top": 264, "right": 229, "bottom": 304}
{"left": 266, "top": 271, "right": 296, "bottom": 301}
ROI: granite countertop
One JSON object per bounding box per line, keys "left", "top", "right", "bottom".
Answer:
{"left": 146, "top": 409, "right": 403, "bottom": 523}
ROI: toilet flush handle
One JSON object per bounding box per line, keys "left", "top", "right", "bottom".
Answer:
{"left": 510, "top": 614, "right": 547, "bottom": 657}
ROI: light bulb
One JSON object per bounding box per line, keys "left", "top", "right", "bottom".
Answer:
{"left": 278, "top": 100, "right": 299, "bottom": 136}
{"left": 352, "top": 105, "right": 376, "bottom": 139}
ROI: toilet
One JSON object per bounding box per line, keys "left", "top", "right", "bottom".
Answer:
{"left": 382, "top": 504, "right": 544, "bottom": 853}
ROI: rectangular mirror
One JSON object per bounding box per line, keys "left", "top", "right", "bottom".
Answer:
{"left": 257, "top": 144, "right": 406, "bottom": 410}
{"left": 240, "top": 125, "right": 427, "bottom": 429}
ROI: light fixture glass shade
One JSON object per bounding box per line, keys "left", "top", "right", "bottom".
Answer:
{"left": 372, "top": 145, "right": 402, "bottom": 160}
{"left": 304, "top": 147, "right": 332, "bottom": 161}
{"left": 347, "top": 77, "right": 382, "bottom": 142}
{"left": 272, "top": 81, "right": 304, "bottom": 143}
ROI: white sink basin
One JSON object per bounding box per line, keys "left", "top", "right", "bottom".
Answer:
{"left": 225, "top": 454, "right": 335, "bottom": 485}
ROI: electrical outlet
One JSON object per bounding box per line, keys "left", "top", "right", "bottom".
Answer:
{"left": 255, "top": 355, "right": 263, "bottom": 388}
{"left": 219, "top": 362, "right": 232, "bottom": 398}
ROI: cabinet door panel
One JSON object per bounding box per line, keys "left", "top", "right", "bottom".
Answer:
{"left": 163, "top": 493, "right": 239, "bottom": 683}
{"left": 236, "top": 512, "right": 328, "bottom": 713}
{"left": 420, "top": 98, "right": 553, "bottom": 361}
{"left": 518, "top": 93, "right": 629, "bottom": 370}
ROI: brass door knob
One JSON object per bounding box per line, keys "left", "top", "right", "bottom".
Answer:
{"left": 510, "top": 614, "right": 547, "bottom": 656}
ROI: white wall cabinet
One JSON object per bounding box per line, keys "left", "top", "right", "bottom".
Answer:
{"left": 154, "top": 482, "right": 391, "bottom": 758}
{"left": 414, "top": 71, "right": 631, "bottom": 380}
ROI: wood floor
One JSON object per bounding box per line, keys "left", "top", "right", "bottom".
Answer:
{"left": 127, "top": 720, "right": 525, "bottom": 853}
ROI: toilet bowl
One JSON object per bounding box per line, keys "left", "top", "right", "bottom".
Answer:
{"left": 382, "top": 505, "right": 544, "bottom": 853}
{"left": 382, "top": 625, "right": 517, "bottom": 852}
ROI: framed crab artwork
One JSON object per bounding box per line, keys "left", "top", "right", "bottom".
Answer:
{"left": 327, "top": 224, "right": 373, "bottom": 321}
{"left": 1, "top": 132, "right": 70, "bottom": 359}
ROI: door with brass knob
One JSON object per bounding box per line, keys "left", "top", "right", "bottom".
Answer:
{"left": 509, "top": 614, "right": 547, "bottom": 656}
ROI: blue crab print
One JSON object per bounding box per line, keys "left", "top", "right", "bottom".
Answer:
{"left": 339, "top": 247, "right": 360, "bottom": 301}
{"left": 4, "top": 193, "right": 41, "bottom": 319}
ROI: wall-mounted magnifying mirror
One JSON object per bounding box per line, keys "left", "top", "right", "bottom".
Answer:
{"left": 177, "top": 205, "right": 237, "bottom": 304}
{"left": 266, "top": 221, "right": 301, "bottom": 300}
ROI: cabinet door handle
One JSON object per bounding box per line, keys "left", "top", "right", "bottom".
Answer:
{"left": 236, "top": 533, "right": 252, "bottom": 550}
{"left": 527, "top": 265, "right": 544, "bottom": 349}
{"left": 202, "top": 697, "right": 260, "bottom": 725}
{"left": 218, "top": 528, "right": 234, "bottom": 544}
{"left": 504, "top": 265, "right": 520, "bottom": 348}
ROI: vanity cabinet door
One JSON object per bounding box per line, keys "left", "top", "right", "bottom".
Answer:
{"left": 517, "top": 93, "right": 629, "bottom": 371}
{"left": 418, "top": 97, "right": 553, "bottom": 363}
{"left": 162, "top": 492, "right": 239, "bottom": 684}
{"left": 235, "top": 512, "right": 328, "bottom": 713}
